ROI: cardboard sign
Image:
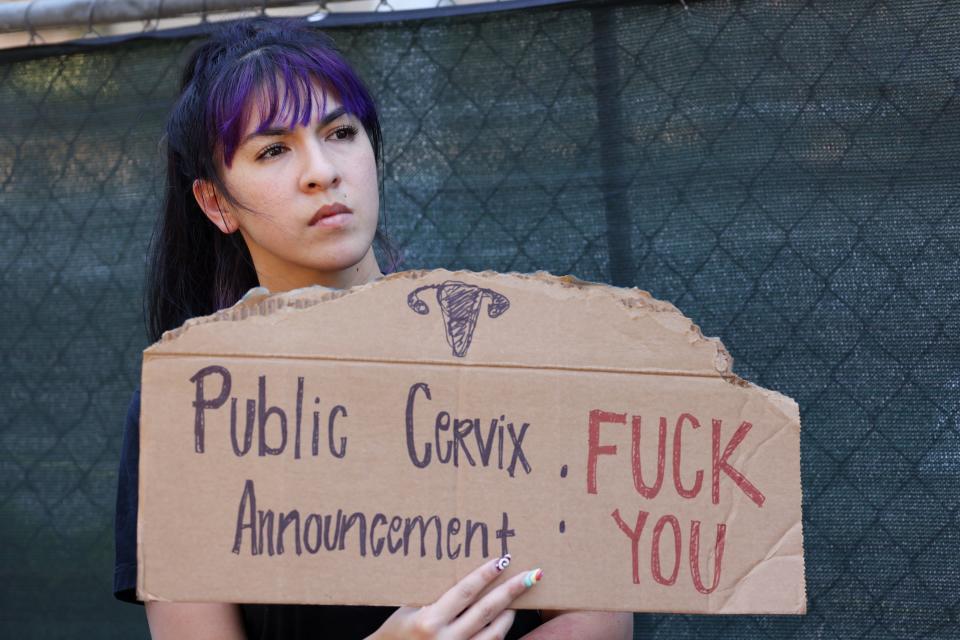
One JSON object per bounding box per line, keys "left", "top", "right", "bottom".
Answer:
{"left": 138, "top": 270, "right": 805, "bottom": 614}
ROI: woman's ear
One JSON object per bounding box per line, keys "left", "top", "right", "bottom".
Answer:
{"left": 192, "top": 179, "right": 239, "bottom": 234}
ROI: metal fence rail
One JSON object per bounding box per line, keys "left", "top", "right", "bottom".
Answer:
{"left": 0, "top": 0, "right": 531, "bottom": 49}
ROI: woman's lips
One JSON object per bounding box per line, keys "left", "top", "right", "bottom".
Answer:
{"left": 309, "top": 203, "right": 352, "bottom": 227}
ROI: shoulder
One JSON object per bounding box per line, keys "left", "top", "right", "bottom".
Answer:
{"left": 114, "top": 387, "right": 142, "bottom": 604}
{"left": 120, "top": 388, "right": 141, "bottom": 464}
{"left": 125, "top": 388, "right": 141, "bottom": 426}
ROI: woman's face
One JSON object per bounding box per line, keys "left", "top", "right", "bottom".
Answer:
{"left": 197, "top": 86, "right": 381, "bottom": 292}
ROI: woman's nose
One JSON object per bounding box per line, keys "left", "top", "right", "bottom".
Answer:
{"left": 299, "top": 141, "right": 339, "bottom": 192}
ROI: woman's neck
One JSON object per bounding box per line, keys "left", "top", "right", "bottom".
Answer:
{"left": 256, "top": 249, "right": 383, "bottom": 293}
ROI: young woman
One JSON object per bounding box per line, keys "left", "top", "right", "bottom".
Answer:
{"left": 114, "top": 17, "right": 633, "bottom": 640}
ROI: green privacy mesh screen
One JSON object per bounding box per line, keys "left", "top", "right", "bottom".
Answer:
{"left": 1, "top": 0, "right": 957, "bottom": 637}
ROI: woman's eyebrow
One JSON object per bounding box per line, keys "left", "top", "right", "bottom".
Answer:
{"left": 241, "top": 106, "right": 349, "bottom": 146}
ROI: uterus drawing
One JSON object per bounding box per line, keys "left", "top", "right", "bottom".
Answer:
{"left": 407, "top": 281, "right": 511, "bottom": 358}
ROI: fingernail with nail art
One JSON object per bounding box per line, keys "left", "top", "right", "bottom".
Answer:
{"left": 495, "top": 554, "right": 512, "bottom": 572}
{"left": 523, "top": 568, "right": 544, "bottom": 588}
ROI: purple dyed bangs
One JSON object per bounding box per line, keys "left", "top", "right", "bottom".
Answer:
{"left": 208, "top": 43, "right": 378, "bottom": 166}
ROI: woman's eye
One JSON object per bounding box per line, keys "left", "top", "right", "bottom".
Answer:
{"left": 257, "top": 144, "right": 286, "bottom": 160}
{"left": 330, "top": 125, "right": 359, "bottom": 141}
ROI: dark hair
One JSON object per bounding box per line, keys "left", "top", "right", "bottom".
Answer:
{"left": 146, "top": 17, "right": 397, "bottom": 342}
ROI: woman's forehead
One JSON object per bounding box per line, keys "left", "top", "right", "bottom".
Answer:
{"left": 242, "top": 79, "right": 344, "bottom": 136}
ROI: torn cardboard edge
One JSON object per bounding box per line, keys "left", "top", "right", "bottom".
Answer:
{"left": 155, "top": 270, "right": 739, "bottom": 379}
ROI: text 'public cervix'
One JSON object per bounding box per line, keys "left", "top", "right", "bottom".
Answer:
{"left": 188, "top": 367, "right": 532, "bottom": 478}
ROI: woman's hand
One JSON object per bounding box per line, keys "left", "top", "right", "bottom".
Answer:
{"left": 369, "top": 554, "right": 542, "bottom": 640}
{"left": 144, "top": 601, "right": 246, "bottom": 640}
{"left": 529, "top": 610, "right": 633, "bottom": 639}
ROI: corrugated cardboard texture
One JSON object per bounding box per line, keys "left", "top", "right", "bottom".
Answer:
{"left": 138, "top": 270, "right": 805, "bottom": 614}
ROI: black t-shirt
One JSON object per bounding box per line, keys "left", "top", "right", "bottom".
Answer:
{"left": 114, "top": 389, "right": 542, "bottom": 638}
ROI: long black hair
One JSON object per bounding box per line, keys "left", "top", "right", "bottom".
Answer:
{"left": 145, "top": 17, "right": 396, "bottom": 343}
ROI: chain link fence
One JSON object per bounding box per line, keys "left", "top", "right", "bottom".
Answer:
{"left": 1, "top": 0, "right": 958, "bottom": 637}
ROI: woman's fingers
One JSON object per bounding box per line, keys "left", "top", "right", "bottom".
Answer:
{"left": 370, "top": 558, "right": 542, "bottom": 640}
{"left": 447, "top": 569, "right": 544, "bottom": 639}
{"left": 469, "top": 609, "right": 516, "bottom": 640}
{"left": 426, "top": 554, "right": 513, "bottom": 622}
